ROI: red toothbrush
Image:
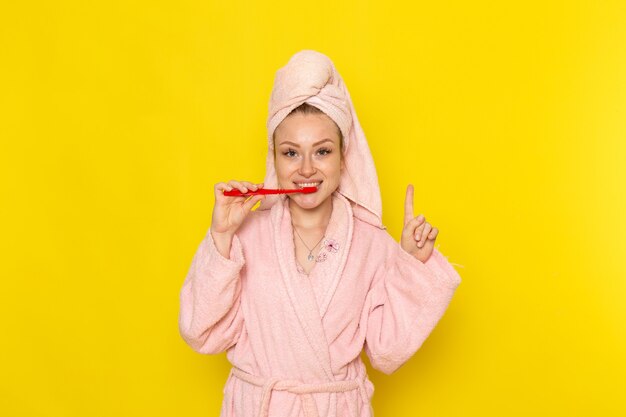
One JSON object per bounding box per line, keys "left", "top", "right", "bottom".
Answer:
{"left": 223, "top": 186, "right": 317, "bottom": 197}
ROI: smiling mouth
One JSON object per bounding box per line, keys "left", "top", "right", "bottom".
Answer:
{"left": 294, "top": 181, "right": 322, "bottom": 189}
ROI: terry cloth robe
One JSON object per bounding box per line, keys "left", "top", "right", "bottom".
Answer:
{"left": 178, "top": 192, "right": 462, "bottom": 417}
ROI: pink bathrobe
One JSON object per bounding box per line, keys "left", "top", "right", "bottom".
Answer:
{"left": 178, "top": 192, "right": 462, "bottom": 417}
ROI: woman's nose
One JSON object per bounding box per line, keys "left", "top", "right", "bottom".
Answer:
{"left": 298, "top": 154, "right": 316, "bottom": 176}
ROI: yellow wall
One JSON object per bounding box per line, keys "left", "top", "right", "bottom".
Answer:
{"left": 2, "top": 1, "right": 625, "bottom": 415}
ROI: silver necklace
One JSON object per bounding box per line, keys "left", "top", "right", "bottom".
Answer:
{"left": 293, "top": 224, "right": 325, "bottom": 261}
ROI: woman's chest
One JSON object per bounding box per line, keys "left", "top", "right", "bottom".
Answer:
{"left": 240, "top": 234, "right": 380, "bottom": 321}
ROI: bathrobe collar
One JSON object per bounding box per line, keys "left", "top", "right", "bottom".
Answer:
{"left": 270, "top": 191, "right": 354, "bottom": 380}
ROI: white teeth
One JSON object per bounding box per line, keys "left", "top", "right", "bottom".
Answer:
{"left": 296, "top": 182, "right": 321, "bottom": 188}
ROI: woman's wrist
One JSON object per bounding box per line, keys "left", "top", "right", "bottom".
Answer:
{"left": 210, "top": 228, "right": 234, "bottom": 259}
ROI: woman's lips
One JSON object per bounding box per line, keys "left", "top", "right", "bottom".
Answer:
{"left": 294, "top": 181, "right": 322, "bottom": 190}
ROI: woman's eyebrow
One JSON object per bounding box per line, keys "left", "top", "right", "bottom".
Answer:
{"left": 279, "top": 139, "right": 333, "bottom": 147}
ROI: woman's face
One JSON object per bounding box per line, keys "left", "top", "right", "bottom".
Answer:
{"left": 274, "top": 112, "right": 343, "bottom": 211}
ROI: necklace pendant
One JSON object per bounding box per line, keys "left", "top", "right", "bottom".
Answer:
{"left": 307, "top": 253, "right": 314, "bottom": 261}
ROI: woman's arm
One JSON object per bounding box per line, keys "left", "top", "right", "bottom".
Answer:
{"left": 362, "top": 232, "right": 461, "bottom": 374}
{"left": 178, "top": 228, "right": 246, "bottom": 354}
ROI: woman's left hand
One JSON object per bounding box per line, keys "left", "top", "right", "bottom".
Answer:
{"left": 400, "top": 184, "right": 438, "bottom": 263}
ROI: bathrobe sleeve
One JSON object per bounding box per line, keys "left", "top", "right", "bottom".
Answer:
{"left": 363, "top": 232, "right": 462, "bottom": 375}
{"left": 178, "top": 228, "right": 246, "bottom": 354}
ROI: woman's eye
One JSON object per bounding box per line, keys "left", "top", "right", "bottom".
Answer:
{"left": 282, "top": 148, "right": 331, "bottom": 157}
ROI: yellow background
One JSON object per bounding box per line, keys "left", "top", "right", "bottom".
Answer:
{"left": 2, "top": 1, "right": 625, "bottom": 416}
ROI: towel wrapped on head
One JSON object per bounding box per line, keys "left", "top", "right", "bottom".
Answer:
{"left": 258, "top": 49, "right": 385, "bottom": 230}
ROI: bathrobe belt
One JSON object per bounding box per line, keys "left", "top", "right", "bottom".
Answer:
{"left": 231, "top": 366, "right": 369, "bottom": 417}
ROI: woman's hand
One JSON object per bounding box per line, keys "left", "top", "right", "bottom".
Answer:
{"left": 211, "top": 180, "right": 265, "bottom": 238}
{"left": 400, "top": 184, "right": 439, "bottom": 263}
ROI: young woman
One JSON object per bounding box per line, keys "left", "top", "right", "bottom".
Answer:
{"left": 179, "top": 50, "right": 462, "bottom": 417}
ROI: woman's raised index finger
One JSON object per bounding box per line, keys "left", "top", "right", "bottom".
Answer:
{"left": 404, "top": 184, "right": 414, "bottom": 226}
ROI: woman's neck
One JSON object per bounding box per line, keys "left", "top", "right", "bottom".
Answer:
{"left": 288, "top": 196, "right": 333, "bottom": 230}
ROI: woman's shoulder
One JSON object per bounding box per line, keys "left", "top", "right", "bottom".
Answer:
{"left": 352, "top": 216, "right": 398, "bottom": 252}
{"left": 353, "top": 216, "right": 392, "bottom": 238}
